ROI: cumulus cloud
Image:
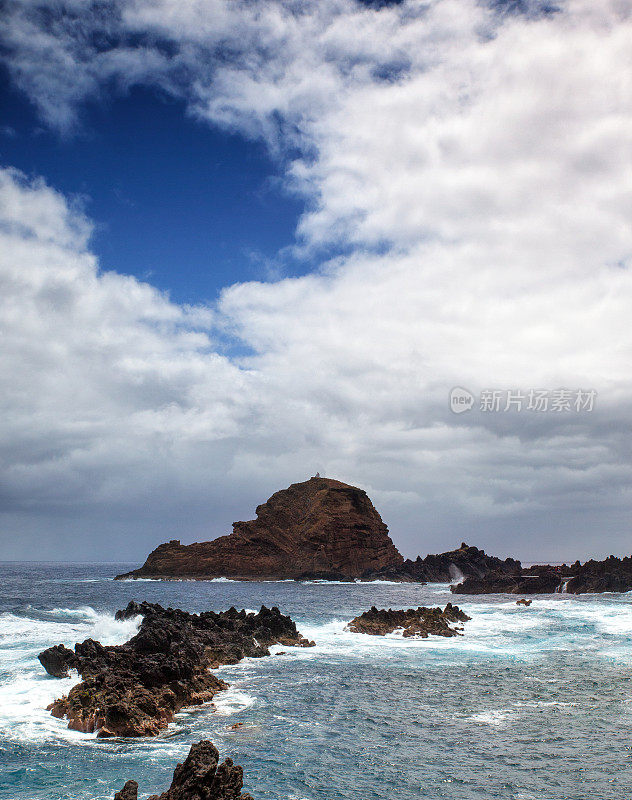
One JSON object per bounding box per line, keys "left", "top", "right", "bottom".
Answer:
{"left": 1, "top": 0, "right": 632, "bottom": 560}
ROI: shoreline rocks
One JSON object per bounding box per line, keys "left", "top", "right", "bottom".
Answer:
{"left": 347, "top": 603, "right": 471, "bottom": 638}
{"left": 367, "top": 542, "right": 521, "bottom": 583}
{"left": 113, "top": 740, "right": 253, "bottom": 799}
{"left": 39, "top": 601, "right": 313, "bottom": 737}
{"left": 453, "top": 555, "right": 632, "bottom": 595}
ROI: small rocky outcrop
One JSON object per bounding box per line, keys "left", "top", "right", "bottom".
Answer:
{"left": 452, "top": 566, "right": 563, "bottom": 595}
{"left": 366, "top": 543, "right": 521, "bottom": 583}
{"left": 347, "top": 603, "right": 471, "bottom": 638}
{"left": 39, "top": 602, "right": 313, "bottom": 737}
{"left": 117, "top": 477, "right": 403, "bottom": 581}
{"left": 113, "top": 740, "right": 253, "bottom": 799}
{"left": 453, "top": 554, "right": 632, "bottom": 594}
{"left": 563, "top": 555, "right": 632, "bottom": 593}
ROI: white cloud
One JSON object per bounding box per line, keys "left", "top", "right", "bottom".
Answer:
{"left": 1, "top": 0, "right": 632, "bottom": 560}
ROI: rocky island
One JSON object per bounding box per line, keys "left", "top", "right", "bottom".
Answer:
{"left": 347, "top": 603, "right": 471, "bottom": 638}
{"left": 117, "top": 477, "right": 403, "bottom": 581}
{"left": 113, "top": 739, "right": 253, "bottom": 800}
{"left": 116, "top": 477, "right": 518, "bottom": 583}
{"left": 39, "top": 601, "right": 313, "bottom": 737}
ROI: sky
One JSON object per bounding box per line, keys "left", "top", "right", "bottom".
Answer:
{"left": 0, "top": 0, "right": 631, "bottom": 563}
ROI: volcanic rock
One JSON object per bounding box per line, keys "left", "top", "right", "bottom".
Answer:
{"left": 116, "top": 477, "right": 403, "bottom": 581}
{"left": 114, "top": 782, "right": 138, "bottom": 800}
{"left": 113, "top": 740, "right": 253, "bottom": 800}
{"left": 39, "top": 602, "right": 312, "bottom": 737}
{"left": 367, "top": 542, "right": 521, "bottom": 583}
{"left": 347, "top": 603, "right": 471, "bottom": 638}
{"left": 451, "top": 565, "right": 563, "bottom": 594}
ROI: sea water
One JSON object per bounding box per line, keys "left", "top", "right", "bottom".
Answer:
{"left": 1, "top": 562, "right": 631, "bottom": 800}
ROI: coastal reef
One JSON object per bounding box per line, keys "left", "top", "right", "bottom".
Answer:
{"left": 117, "top": 477, "right": 403, "bottom": 581}
{"left": 453, "top": 554, "right": 632, "bottom": 594}
{"left": 113, "top": 739, "right": 253, "bottom": 799}
{"left": 370, "top": 542, "right": 521, "bottom": 583}
{"left": 39, "top": 601, "right": 313, "bottom": 737}
{"left": 347, "top": 603, "right": 471, "bottom": 638}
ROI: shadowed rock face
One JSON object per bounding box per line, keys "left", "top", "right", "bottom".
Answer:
{"left": 369, "top": 543, "right": 521, "bottom": 583}
{"left": 113, "top": 740, "right": 253, "bottom": 800}
{"left": 117, "top": 477, "right": 404, "bottom": 581}
{"left": 39, "top": 602, "right": 313, "bottom": 738}
{"left": 453, "top": 554, "right": 632, "bottom": 595}
{"left": 347, "top": 603, "right": 471, "bottom": 638}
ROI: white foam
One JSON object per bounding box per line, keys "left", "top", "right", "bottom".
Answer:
{"left": 213, "top": 686, "right": 256, "bottom": 716}
{"left": 470, "top": 709, "right": 511, "bottom": 726}
{"left": 0, "top": 607, "right": 141, "bottom": 745}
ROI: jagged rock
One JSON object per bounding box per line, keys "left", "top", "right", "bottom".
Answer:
{"left": 516, "top": 599, "right": 532, "bottom": 606}
{"left": 40, "top": 602, "right": 312, "bottom": 737}
{"left": 564, "top": 555, "right": 632, "bottom": 593}
{"left": 367, "top": 542, "right": 521, "bottom": 583}
{"left": 347, "top": 603, "right": 471, "bottom": 638}
{"left": 112, "top": 741, "right": 253, "bottom": 800}
{"left": 452, "top": 566, "right": 562, "bottom": 594}
{"left": 114, "top": 781, "right": 138, "bottom": 800}
{"left": 38, "top": 643, "right": 77, "bottom": 677}
{"left": 116, "top": 477, "right": 403, "bottom": 581}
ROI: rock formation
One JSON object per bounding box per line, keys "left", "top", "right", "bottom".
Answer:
{"left": 347, "top": 603, "right": 471, "bottom": 638}
{"left": 39, "top": 602, "right": 313, "bottom": 737}
{"left": 116, "top": 477, "right": 404, "bottom": 581}
{"left": 113, "top": 740, "right": 253, "bottom": 800}
{"left": 453, "top": 554, "right": 632, "bottom": 594}
{"left": 368, "top": 542, "right": 521, "bottom": 582}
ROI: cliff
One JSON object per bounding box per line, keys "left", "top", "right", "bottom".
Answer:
{"left": 117, "top": 477, "right": 404, "bottom": 581}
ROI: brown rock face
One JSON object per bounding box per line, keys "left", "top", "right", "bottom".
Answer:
{"left": 113, "top": 740, "right": 253, "bottom": 800}
{"left": 117, "top": 477, "right": 403, "bottom": 581}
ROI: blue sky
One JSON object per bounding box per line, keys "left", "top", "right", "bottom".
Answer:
{"left": 0, "top": 0, "right": 631, "bottom": 563}
{"left": 0, "top": 70, "right": 308, "bottom": 305}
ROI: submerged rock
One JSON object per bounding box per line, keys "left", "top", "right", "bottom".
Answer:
{"left": 113, "top": 740, "right": 253, "bottom": 800}
{"left": 39, "top": 602, "right": 313, "bottom": 737}
{"left": 347, "top": 603, "right": 471, "bottom": 638}
{"left": 116, "top": 476, "right": 404, "bottom": 581}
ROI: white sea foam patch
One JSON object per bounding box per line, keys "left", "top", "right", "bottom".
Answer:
{"left": 470, "top": 709, "right": 512, "bottom": 727}
{"left": 0, "top": 607, "right": 141, "bottom": 744}
{"left": 213, "top": 686, "right": 256, "bottom": 716}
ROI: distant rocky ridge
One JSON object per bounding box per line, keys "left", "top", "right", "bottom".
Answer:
{"left": 113, "top": 739, "right": 253, "bottom": 799}
{"left": 368, "top": 542, "right": 521, "bottom": 583}
{"left": 39, "top": 601, "right": 313, "bottom": 737}
{"left": 347, "top": 603, "right": 471, "bottom": 638}
{"left": 453, "top": 554, "right": 632, "bottom": 594}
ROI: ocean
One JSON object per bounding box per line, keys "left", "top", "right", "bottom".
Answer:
{"left": 0, "top": 561, "right": 631, "bottom": 800}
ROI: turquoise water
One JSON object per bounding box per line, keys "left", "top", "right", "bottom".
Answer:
{"left": 1, "top": 562, "right": 631, "bottom": 799}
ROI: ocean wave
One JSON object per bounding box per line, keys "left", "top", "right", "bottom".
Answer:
{"left": 0, "top": 607, "right": 141, "bottom": 746}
